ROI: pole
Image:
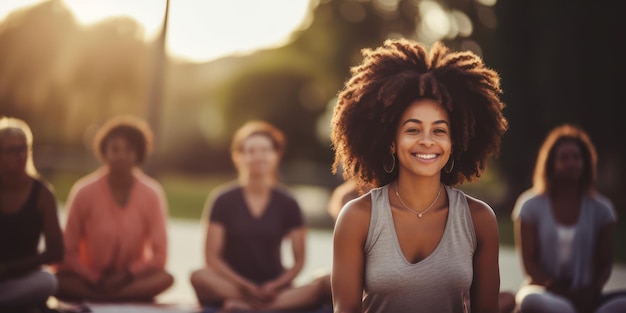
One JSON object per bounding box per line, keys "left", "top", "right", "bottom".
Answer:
{"left": 145, "top": 0, "right": 170, "bottom": 176}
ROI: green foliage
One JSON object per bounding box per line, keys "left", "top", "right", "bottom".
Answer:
{"left": 158, "top": 174, "right": 232, "bottom": 220}
{"left": 48, "top": 170, "right": 232, "bottom": 220}
{"left": 497, "top": 218, "right": 515, "bottom": 248}
{"left": 48, "top": 171, "right": 85, "bottom": 205}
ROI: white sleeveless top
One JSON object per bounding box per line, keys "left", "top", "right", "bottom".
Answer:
{"left": 556, "top": 223, "right": 577, "bottom": 279}
{"left": 363, "top": 184, "right": 477, "bottom": 313}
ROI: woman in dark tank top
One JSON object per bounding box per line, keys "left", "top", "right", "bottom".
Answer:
{"left": 0, "top": 116, "right": 64, "bottom": 311}
{"left": 190, "top": 120, "right": 332, "bottom": 312}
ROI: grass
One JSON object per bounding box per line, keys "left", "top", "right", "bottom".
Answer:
{"left": 158, "top": 174, "right": 232, "bottom": 220}
{"left": 497, "top": 217, "right": 515, "bottom": 248}
{"left": 47, "top": 170, "right": 233, "bottom": 220}
{"left": 46, "top": 171, "right": 625, "bottom": 265}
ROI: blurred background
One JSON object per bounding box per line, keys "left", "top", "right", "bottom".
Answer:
{"left": 0, "top": 0, "right": 624, "bottom": 262}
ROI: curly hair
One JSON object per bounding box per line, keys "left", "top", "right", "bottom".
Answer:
{"left": 330, "top": 38, "right": 508, "bottom": 189}
{"left": 532, "top": 124, "right": 597, "bottom": 195}
{"left": 93, "top": 115, "right": 154, "bottom": 164}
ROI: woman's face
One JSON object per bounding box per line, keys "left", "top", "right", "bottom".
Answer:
{"left": 0, "top": 133, "right": 28, "bottom": 175}
{"left": 240, "top": 134, "right": 279, "bottom": 178}
{"left": 102, "top": 135, "right": 137, "bottom": 174}
{"left": 393, "top": 98, "right": 452, "bottom": 178}
{"left": 552, "top": 141, "right": 584, "bottom": 182}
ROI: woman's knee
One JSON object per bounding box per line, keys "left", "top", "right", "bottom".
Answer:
{"left": 518, "top": 293, "right": 575, "bottom": 313}
{"left": 156, "top": 270, "right": 175, "bottom": 288}
{"left": 596, "top": 296, "right": 626, "bottom": 313}
{"left": 190, "top": 268, "right": 217, "bottom": 289}
{"left": 312, "top": 275, "right": 331, "bottom": 297}
{"left": 190, "top": 268, "right": 206, "bottom": 288}
{"left": 0, "top": 271, "right": 57, "bottom": 306}
{"left": 35, "top": 271, "right": 58, "bottom": 298}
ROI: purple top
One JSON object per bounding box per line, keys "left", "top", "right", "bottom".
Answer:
{"left": 208, "top": 183, "right": 304, "bottom": 284}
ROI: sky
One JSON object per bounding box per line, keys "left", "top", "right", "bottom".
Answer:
{"left": 0, "top": 0, "right": 313, "bottom": 63}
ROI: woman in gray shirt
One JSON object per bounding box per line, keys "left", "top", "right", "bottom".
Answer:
{"left": 329, "top": 38, "right": 508, "bottom": 313}
{"left": 512, "top": 124, "right": 626, "bottom": 312}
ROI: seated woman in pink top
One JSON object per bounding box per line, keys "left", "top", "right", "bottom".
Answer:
{"left": 54, "top": 115, "right": 174, "bottom": 302}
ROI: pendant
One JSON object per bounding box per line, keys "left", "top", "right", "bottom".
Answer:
{"left": 418, "top": 213, "right": 423, "bottom": 218}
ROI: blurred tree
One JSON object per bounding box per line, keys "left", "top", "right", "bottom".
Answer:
{"left": 3, "top": 0, "right": 623, "bottom": 215}
{"left": 63, "top": 16, "right": 150, "bottom": 144}
{"left": 0, "top": 0, "right": 78, "bottom": 143}
{"left": 0, "top": 0, "right": 154, "bottom": 178}
{"left": 187, "top": 0, "right": 492, "bottom": 179}
{"left": 0, "top": 0, "right": 150, "bottom": 144}
{"left": 492, "top": 0, "right": 626, "bottom": 213}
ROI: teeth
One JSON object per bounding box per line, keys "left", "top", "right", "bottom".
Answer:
{"left": 414, "top": 153, "right": 437, "bottom": 159}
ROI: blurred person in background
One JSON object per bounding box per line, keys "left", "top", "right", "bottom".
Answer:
{"left": 512, "top": 124, "right": 626, "bottom": 313}
{"left": 326, "top": 176, "right": 365, "bottom": 222}
{"left": 54, "top": 115, "right": 173, "bottom": 303}
{"left": 190, "top": 120, "right": 331, "bottom": 312}
{"left": 329, "top": 38, "right": 508, "bottom": 313}
{"left": 0, "top": 116, "right": 64, "bottom": 312}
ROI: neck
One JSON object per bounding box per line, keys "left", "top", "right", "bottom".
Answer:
{"left": 107, "top": 169, "right": 133, "bottom": 187}
{"left": 549, "top": 179, "right": 582, "bottom": 198}
{"left": 0, "top": 171, "right": 30, "bottom": 190}
{"left": 397, "top": 175, "right": 442, "bottom": 193}
{"left": 395, "top": 175, "right": 443, "bottom": 209}
{"left": 240, "top": 175, "right": 273, "bottom": 194}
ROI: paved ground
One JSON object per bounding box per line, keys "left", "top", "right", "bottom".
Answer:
{"left": 61, "top": 218, "right": 626, "bottom": 312}
{"left": 158, "top": 219, "right": 626, "bottom": 306}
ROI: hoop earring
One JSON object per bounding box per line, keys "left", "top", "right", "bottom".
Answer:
{"left": 383, "top": 153, "right": 396, "bottom": 173}
{"left": 444, "top": 158, "right": 455, "bottom": 173}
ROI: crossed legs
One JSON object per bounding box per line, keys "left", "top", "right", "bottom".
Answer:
{"left": 190, "top": 268, "right": 331, "bottom": 311}
{"left": 55, "top": 268, "right": 174, "bottom": 303}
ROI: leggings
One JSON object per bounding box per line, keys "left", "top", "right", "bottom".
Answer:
{"left": 517, "top": 285, "right": 626, "bottom": 313}
{"left": 0, "top": 270, "right": 57, "bottom": 307}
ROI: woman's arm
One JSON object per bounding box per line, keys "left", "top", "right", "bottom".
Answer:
{"left": 129, "top": 186, "right": 169, "bottom": 276}
{"left": 59, "top": 184, "right": 100, "bottom": 284}
{"left": 331, "top": 196, "right": 371, "bottom": 313}
{"left": 0, "top": 184, "right": 64, "bottom": 280}
{"left": 514, "top": 216, "right": 554, "bottom": 287}
{"left": 262, "top": 226, "right": 307, "bottom": 293}
{"left": 566, "top": 213, "right": 616, "bottom": 313}
{"left": 592, "top": 221, "right": 615, "bottom": 290}
{"left": 204, "top": 222, "right": 257, "bottom": 292}
{"left": 468, "top": 197, "right": 501, "bottom": 313}
{"left": 571, "top": 220, "right": 617, "bottom": 311}
{"left": 38, "top": 185, "right": 64, "bottom": 264}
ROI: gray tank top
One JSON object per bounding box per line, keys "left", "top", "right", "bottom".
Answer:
{"left": 363, "top": 184, "right": 477, "bottom": 313}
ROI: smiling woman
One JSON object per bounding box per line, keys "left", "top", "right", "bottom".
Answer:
{"left": 0, "top": 0, "right": 313, "bottom": 63}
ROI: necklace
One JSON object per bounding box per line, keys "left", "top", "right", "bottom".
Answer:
{"left": 394, "top": 181, "right": 442, "bottom": 218}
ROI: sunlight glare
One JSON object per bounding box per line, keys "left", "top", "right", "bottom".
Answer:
{"left": 168, "top": 0, "right": 312, "bottom": 62}
{"left": 0, "top": 0, "right": 312, "bottom": 63}
{"left": 418, "top": 1, "right": 450, "bottom": 43}
{"left": 0, "top": 0, "right": 44, "bottom": 21}
{"left": 62, "top": 0, "right": 165, "bottom": 36}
